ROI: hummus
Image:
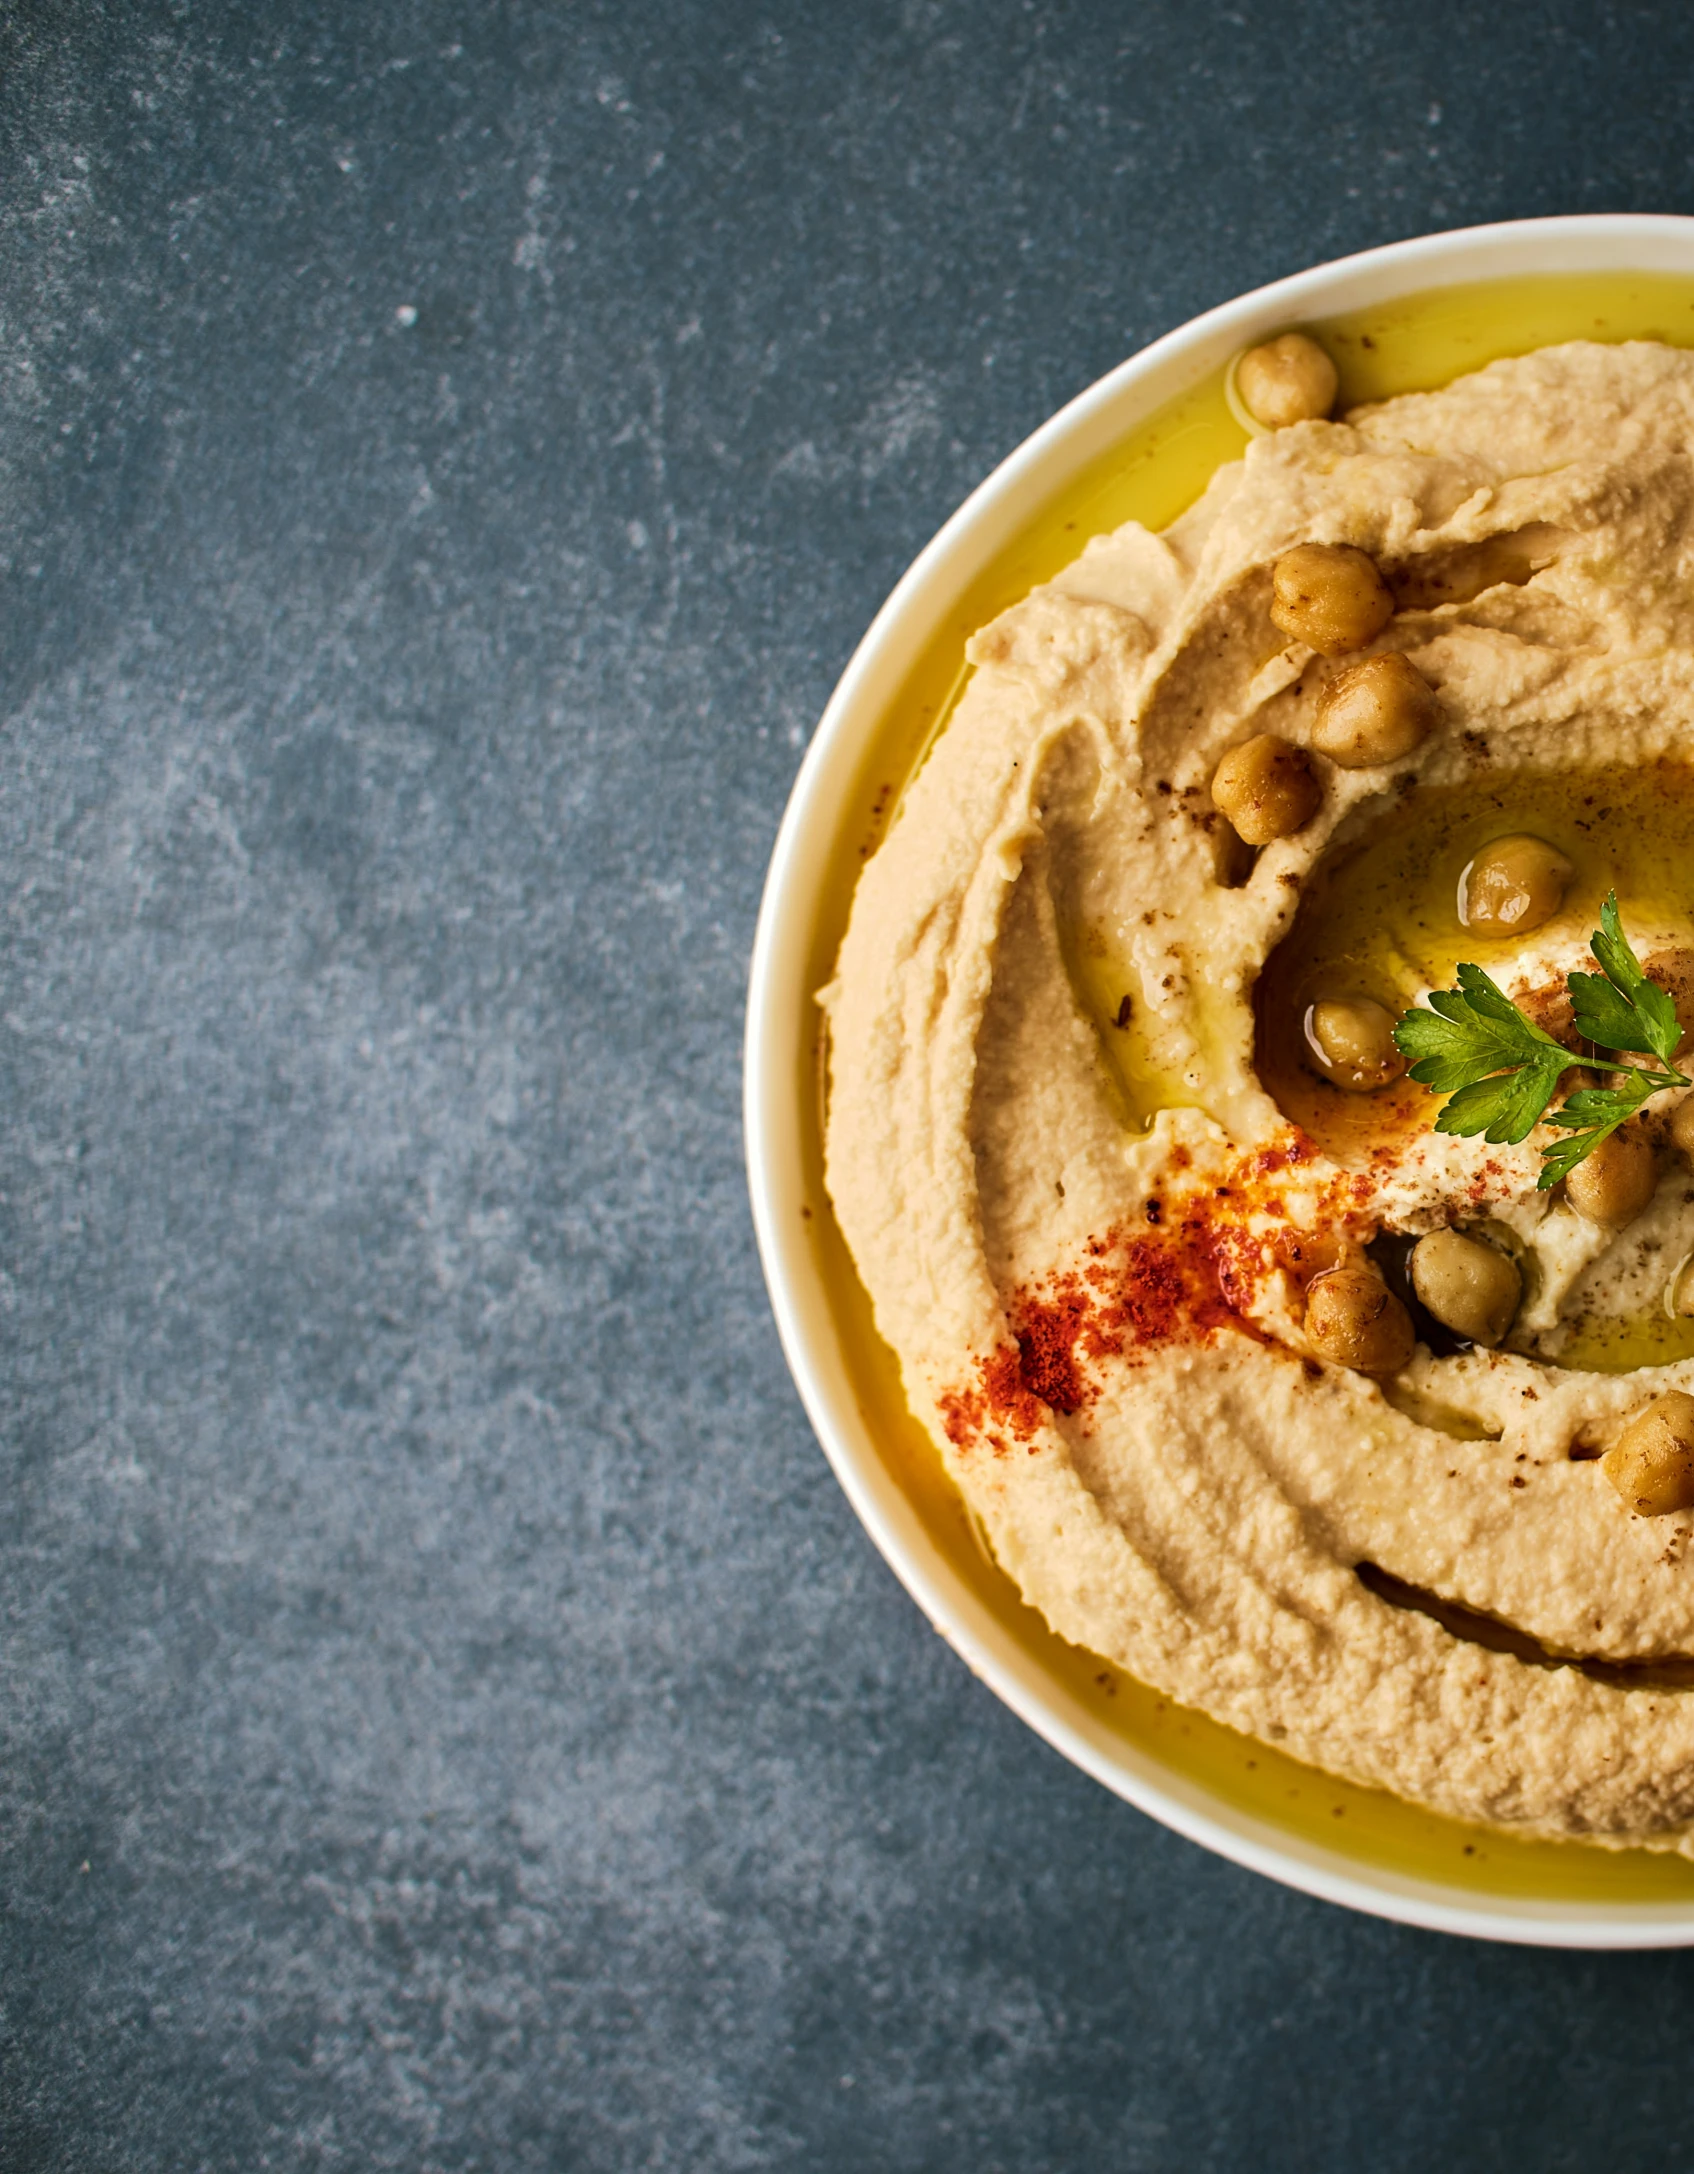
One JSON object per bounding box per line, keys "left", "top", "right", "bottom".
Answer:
{"left": 822, "top": 340, "right": 1694, "bottom": 1850}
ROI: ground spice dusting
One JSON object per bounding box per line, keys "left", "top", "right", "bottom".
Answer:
{"left": 1013, "top": 1283, "right": 1094, "bottom": 1414}
{"left": 1106, "top": 1240, "right": 1190, "bottom": 1346}
{"left": 938, "top": 1146, "right": 1363, "bottom": 1454}
{"left": 936, "top": 1384, "right": 985, "bottom": 1447}
{"left": 982, "top": 1344, "right": 1045, "bottom": 1435}
{"left": 939, "top": 1344, "right": 1045, "bottom": 1448}
{"left": 943, "top": 1209, "right": 1278, "bottom": 1451}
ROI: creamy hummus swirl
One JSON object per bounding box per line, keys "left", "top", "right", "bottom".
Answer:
{"left": 823, "top": 341, "right": 1694, "bottom": 1849}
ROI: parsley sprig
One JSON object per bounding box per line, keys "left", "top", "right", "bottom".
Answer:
{"left": 1392, "top": 893, "right": 1689, "bottom": 1192}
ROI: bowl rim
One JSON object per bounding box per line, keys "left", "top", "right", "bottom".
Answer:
{"left": 745, "top": 212, "right": 1694, "bottom": 1948}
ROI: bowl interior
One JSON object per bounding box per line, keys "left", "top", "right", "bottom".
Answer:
{"left": 749, "top": 223, "right": 1694, "bottom": 1941}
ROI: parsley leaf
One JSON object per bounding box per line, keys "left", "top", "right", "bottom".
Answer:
{"left": 1427, "top": 1057, "right": 1574, "bottom": 1147}
{"left": 1391, "top": 963, "right": 1570, "bottom": 1144}
{"left": 1537, "top": 1071, "right": 1663, "bottom": 1189}
{"left": 1567, "top": 892, "right": 1683, "bottom": 1063}
{"left": 1392, "top": 891, "right": 1692, "bottom": 1186}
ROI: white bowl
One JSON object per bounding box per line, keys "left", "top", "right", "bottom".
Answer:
{"left": 745, "top": 214, "right": 1694, "bottom": 1946}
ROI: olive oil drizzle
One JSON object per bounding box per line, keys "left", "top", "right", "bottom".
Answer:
{"left": 1256, "top": 766, "right": 1694, "bottom": 1162}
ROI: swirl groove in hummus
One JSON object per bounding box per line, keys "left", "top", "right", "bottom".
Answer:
{"left": 822, "top": 340, "right": 1694, "bottom": 1850}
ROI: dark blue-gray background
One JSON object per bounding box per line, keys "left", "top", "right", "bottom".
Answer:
{"left": 5, "top": 2, "right": 1694, "bottom": 2167}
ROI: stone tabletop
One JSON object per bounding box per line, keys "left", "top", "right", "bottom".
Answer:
{"left": 8, "top": 4, "right": 1694, "bottom": 2167}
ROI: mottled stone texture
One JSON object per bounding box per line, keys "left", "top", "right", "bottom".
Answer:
{"left": 6, "top": 1, "right": 1694, "bottom": 2167}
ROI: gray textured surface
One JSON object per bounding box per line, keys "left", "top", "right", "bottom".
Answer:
{"left": 8, "top": 2, "right": 1694, "bottom": 2167}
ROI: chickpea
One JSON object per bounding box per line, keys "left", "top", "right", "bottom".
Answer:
{"left": 1666, "top": 1255, "right": 1694, "bottom": 1319}
{"left": 1303, "top": 997, "right": 1406, "bottom": 1092}
{"left": 1210, "top": 733, "right": 1321, "bottom": 846}
{"left": 1564, "top": 1127, "right": 1658, "bottom": 1227}
{"left": 1457, "top": 834, "right": 1573, "bottom": 937}
{"left": 1270, "top": 544, "right": 1395, "bottom": 656}
{"left": 1602, "top": 1390, "right": 1694, "bottom": 1517}
{"left": 1235, "top": 333, "right": 1338, "bottom": 430}
{"left": 1670, "top": 1094, "right": 1694, "bottom": 1160}
{"left": 1410, "top": 1228, "right": 1522, "bottom": 1348}
{"left": 1304, "top": 1264, "right": 1415, "bottom": 1375}
{"left": 1311, "top": 653, "right": 1442, "bottom": 768}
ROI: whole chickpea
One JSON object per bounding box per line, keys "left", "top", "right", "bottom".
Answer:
{"left": 1666, "top": 1255, "right": 1694, "bottom": 1319}
{"left": 1564, "top": 1127, "right": 1658, "bottom": 1227}
{"left": 1670, "top": 1094, "right": 1694, "bottom": 1161}
{"left": 1457, "top": 834, "right": 1573, "bottom": 937}
{"left": 1270, "top": 544, "right": 1395, "bottom": 656}
{"left": 1304, "top": 1264, "right": 1415, "bottom": 1376}
{"left": 1235, "top": 333, "right": 1339, "bottom": 430}
{"left": 1303, "top": 997, "right": 1406, "bottom": 1092}
{"left": 1602, "top": 1391, "right": 1694, "bottom": 1517}
{"left": 1311, "top": 653, "right": 1442, "bottom": 768}
{"left": 1410, "top": 1228, "right": 1522, "bottom": 1348}
{"left": 1210, "top": 733, "right": 1321, "bottom": 846}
